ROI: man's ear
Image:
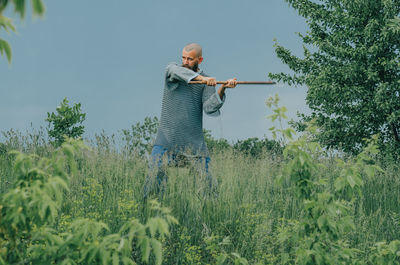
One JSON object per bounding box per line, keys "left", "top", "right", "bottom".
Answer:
{"left": 198, "top": 56, "right": 204, "bottom": 64}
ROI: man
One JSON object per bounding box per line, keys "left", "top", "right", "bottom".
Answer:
{"left": 144, "top": 43, "right": 237, "bottom": 198}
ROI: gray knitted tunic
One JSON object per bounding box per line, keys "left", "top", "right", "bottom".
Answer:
{"left": 154, "top": 62, "right": 225, "bottom": 156}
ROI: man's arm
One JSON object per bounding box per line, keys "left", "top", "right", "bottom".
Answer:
{"left": 202, "top": 78, "right": 237, "bottom": 115}
{"left": 216, "top": 78, "right": 238, "bottom": 100}
{"left": 193, "top": 75, "right": 229, "bottom": 100}
{"left": 166, "top": 63, "right": 200, "bottom": 84}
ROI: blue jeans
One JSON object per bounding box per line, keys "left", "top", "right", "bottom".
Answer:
{"left": 143, "top": 145, "right": 214, "bottom": 198}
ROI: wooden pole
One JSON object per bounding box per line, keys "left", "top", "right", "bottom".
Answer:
{"left": 189, "top": 81, "right": 276, "bottom": 85}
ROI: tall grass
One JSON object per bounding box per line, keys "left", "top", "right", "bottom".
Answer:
{"left": 1, "top": 128, "right": 400, "bottom": 264}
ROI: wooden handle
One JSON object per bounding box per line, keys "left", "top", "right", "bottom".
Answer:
{"left": 189, "top": 81, "right": 276, "bottom": 85}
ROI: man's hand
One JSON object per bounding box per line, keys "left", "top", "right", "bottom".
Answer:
{"left": 217, "top": 78, "right": 237, "bottom": 100}
{"left": 221, "top": 78, "right": 237, "bottom": 88}
{"left": 193, "top": 75, "right": 217, "bottom": 86}
{"left": 203, "top": 76, "right": 217, "bottom": 86}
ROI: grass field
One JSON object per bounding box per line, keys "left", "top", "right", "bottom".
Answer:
{"left": 1, "top": 128, "right": 400, "bottom": 264}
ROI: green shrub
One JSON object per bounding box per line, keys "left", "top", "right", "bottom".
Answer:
{"left": 0, "top": 138, "right": 177, "bottom": 264}
{"left": 266, "top": 94, "right": 399, "bottom": 265}
{"left": 233, "top": 137, "right": 282, "bottom": 158}
{"left": 46, "top": 98, "right": 86, "bottom": 146}
{"left": 203, "top": 129, "right": 232, "bottom": 153}
{"left": 122, "top": 116, "right": 158, "bottom": 155}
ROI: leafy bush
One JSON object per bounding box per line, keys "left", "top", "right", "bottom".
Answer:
{"left": 233, "top": 137, "right": 282, "bottom": 158}
{"left": 266, "top": 94, "right": 400, "bottom": 264}
{"left": 46, "top": 98, "right": 86, "bottom": 146}
{"left": 0, "top": 138, "right": 177, "bottom": 264}
{"left": 204, "top": 128, "right": 282, "bottom": 158}
{"left": 122, "top": 116, "right": 158, "bottom": 156}
{"left": 203, "top": 129, "right": 231, "bottom": 153}
{"left": 368, "top": 240, "right": 400, "bottom": 265}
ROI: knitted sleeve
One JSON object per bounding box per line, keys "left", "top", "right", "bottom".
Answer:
{"left": 165, "top": 62, "right": 199, "bottom": 86}
{"left": 202, "top": 85, "right": 225, "bottom": 116}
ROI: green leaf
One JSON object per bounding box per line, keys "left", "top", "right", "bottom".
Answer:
{"left": 0, "top": 15, "right": 16, "bottom": 32}
{"left": 112, "top": 252, "right": 119, "bottom": 265}
{"left": 31, "top": 0, "right": 45, "bottom": 16}
{"left": 334, "top": 176, "right": 346, "bottom": 191}
{"left": 12, "top": 0, "right": 26, "bottom": 18}
{"left": 147, "top": 218, "right": 157, "bottom": 237}
{"left": 150, "top": 238, "right": 162, "bottom": 265}
{"left": 0, "top": 38, "right": 12, "bottom": 63}
{"left": 216, "top": 253, "right": 228, "bottom": 265}
{"left": 346, "top": 175, "right": 356, "bottom": 188}
{"left": 389, "top": 240, "right": 400, "bottom": 254}
{"left": 317, "top": 215, "right": 326, "bottom": 229}
{"left": 140, "top": 237, "right": 150, "bottom": 262}
{"left": 156, "top": 218, "right": 169, "bottom": 237}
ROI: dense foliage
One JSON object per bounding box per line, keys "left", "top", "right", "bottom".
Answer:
{"left": 267, "top": 95, "right": 399, "bottom": 264}
{"left": 0, "top": 138, "right": 178, "bottom": 265}
{"left": 270, "top": 0, "right": 400, "bottom": 154}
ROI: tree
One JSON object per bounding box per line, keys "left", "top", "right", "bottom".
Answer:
{"left": 0, "top": 0, "right": 45, "bottom": 63}
{"left": 46, "top": 98, "right": 86, "bottom": 146}
{"left": 121, "top": 116, "right": 159, "bottom": 155}
{"left": 269, "top": 0, "right": 400, "bottom": 154}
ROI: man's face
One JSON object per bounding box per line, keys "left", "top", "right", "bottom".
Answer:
{"left": 182, "top": 49, "right": 203, "bottom": 72}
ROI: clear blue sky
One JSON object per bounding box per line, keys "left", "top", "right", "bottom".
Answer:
{"left": 1, "top": 0, "right": 309, "bottom": 141}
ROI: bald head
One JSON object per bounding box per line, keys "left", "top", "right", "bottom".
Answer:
{"left": 183, "top": 43, "right": 202, "bottom": 57}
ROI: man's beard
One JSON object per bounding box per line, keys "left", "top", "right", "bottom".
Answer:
{"left": 182, "top": 62, "right": 199, "bottom": 72}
